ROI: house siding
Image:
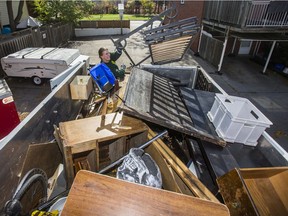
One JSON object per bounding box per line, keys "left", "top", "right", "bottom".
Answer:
{"left": 0, "top": 1, "right": 29, "bottom": 27}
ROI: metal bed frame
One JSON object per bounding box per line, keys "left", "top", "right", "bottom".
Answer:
{"left": 111, "top": 6, "right": 199, "bottom": 66}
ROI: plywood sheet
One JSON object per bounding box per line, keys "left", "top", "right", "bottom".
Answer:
{"left": 21, "top": 142, "right": 62, "bottom": 179}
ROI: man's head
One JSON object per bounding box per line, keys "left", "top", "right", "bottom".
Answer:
{"left": 98, "top": 47, "right": 110, "bottom": 63}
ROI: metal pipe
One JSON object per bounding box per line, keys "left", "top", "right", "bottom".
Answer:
{"left": 217, "top": 27, "right": 229, "bottom": 74}
{"left": 197, "top": 24, "right": 203, "bottom": 54}
{"left": 98, "top": 130, "right": 168, "bottom": 174}
{"left": 231, "top": 37, "right": 237, "bottom": 54}
{"left": 253, "top": 41, "right": 260, "bottom": 57}
{"left": 262, "top": 40, "right": 276, "bottom": 74}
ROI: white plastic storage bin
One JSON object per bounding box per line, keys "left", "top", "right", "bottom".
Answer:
{"left": 207, "top": 94, "right": 272, "bottom": 146}
{"left": 70, "top": 75, "right": 93, "bottom": 100}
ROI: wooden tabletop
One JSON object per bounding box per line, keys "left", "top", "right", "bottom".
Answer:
{"left": 59, "top": 112, "right": 148, "bottom": 147}
{"left": 61, "top": 170, "right": 230, "bottom": 216}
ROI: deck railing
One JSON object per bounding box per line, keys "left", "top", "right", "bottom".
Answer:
{"left": 203, "top": 0, "right": 288, "bottom": 28}
{"left": 246, "top": 0, "right": 288, "bottom": 27}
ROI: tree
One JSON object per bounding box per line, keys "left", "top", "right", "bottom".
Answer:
{"left": 34, "top": 0, "right": 94, "bottom": 25}
{"left": 125, "top": 0, "right": 135, "bottom": 14}
{"left": 140, "top": 0, "right": 155, "bottom": 15}
{"left": 6, "top": 0, "right": 25, "bottom": 32}
{"left": 153, "top": 0, "right": 164, "bottom": 14}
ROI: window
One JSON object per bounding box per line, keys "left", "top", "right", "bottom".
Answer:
{"left": 240, "top": 41, "right": 251, "bottom": 47}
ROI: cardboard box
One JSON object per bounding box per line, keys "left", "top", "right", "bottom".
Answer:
{"left": 70, "top": 75, "right": 93, "bottom": 100}
{"left": 217, "top": 167, "right": 288, "bottom": 216}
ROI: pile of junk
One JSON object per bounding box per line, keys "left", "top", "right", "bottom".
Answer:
{"left": 1, "top": 6, "right": 287, "bottom": 216}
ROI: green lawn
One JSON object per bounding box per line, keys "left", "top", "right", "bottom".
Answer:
{"left": 82, "top": 14, "right": 154, "bottom": 21}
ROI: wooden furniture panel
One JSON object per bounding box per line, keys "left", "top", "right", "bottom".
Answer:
{"left": 20, "top": 142, "right": 62, "bottom": 179}
{"left": 145, "top": 143, "right": 182, "bottom": 193}
{"left": 270, "top": 170, "right": 288, "bottom": 209}
{"left": 57, "top": 112, "right": 148, "bottom": 187}
{"left": 217, "top": 167, "right": 288, "bottom": 216}
{"left": 147, "top": 129, "right": 220, "bottom": 203}
{"left": 243, "top": 168, "right": 288, "bottom": 216}
{"left": 244, "top": 178, "right": 286, "bottom": 216}
{"left": 61, "top": 170, "right": 229, "bottom": 216}
{"left": 59, "top": 112, "right": 147, "bottom": 146}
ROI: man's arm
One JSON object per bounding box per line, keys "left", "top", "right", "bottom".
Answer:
{"left": 110, "top": 47, "right": 122, "bottom": 61}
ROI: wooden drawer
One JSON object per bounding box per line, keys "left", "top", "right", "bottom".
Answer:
{"left": 217, "top": 167, "right": 288, "bottom": 216}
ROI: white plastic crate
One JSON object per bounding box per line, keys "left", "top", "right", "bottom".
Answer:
{"left": 207, "top": 94, "right": 272, "bottom": 146}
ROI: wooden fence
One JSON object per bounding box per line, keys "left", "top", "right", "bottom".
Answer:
{"left": 0, "top": 23, "right": 73, "bottom": 76}
{"left": 78, "top": 20, "right": 130, "bottom": 28}
{"left": 199, "top": 33, "right": 223, "bottom": 68}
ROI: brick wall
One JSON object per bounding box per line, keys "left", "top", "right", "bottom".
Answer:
{"left": 169, "top": 1, "right": 205, "bottom": 53}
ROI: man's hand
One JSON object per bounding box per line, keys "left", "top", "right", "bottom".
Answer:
{"left": 116, "top": 45, "right": 124, "bottom": 53}
{"left": 116, "top": 42, "right": 125, "bottom": 53}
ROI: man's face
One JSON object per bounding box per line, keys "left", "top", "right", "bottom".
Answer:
{"left": 101, "top": 50, "right": 110, "bottom": 63}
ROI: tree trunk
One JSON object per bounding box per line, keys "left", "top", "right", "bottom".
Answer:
{"left": 6, "top": 0, "right": 15, "bottom": 31}
{"left": 153, "top": 1, "right": 157, "bottom": 14}
{"left": 6, "top": 0, "right": 24, "bottom": 32}
{"left": 15, "top": 0, "right": 24, "bottom": 24}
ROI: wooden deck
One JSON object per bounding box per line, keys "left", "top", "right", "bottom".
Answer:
{"left": 122, "top": 68, "right": 225, "bottom": 146}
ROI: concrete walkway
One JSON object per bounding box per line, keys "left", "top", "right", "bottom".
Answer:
{"left": 69, "top": 21, "right": 288, "bottom": 152}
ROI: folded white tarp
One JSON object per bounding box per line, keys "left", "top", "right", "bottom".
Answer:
{"left": 16, "top": 16, "right": 42, "bottom": 29}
